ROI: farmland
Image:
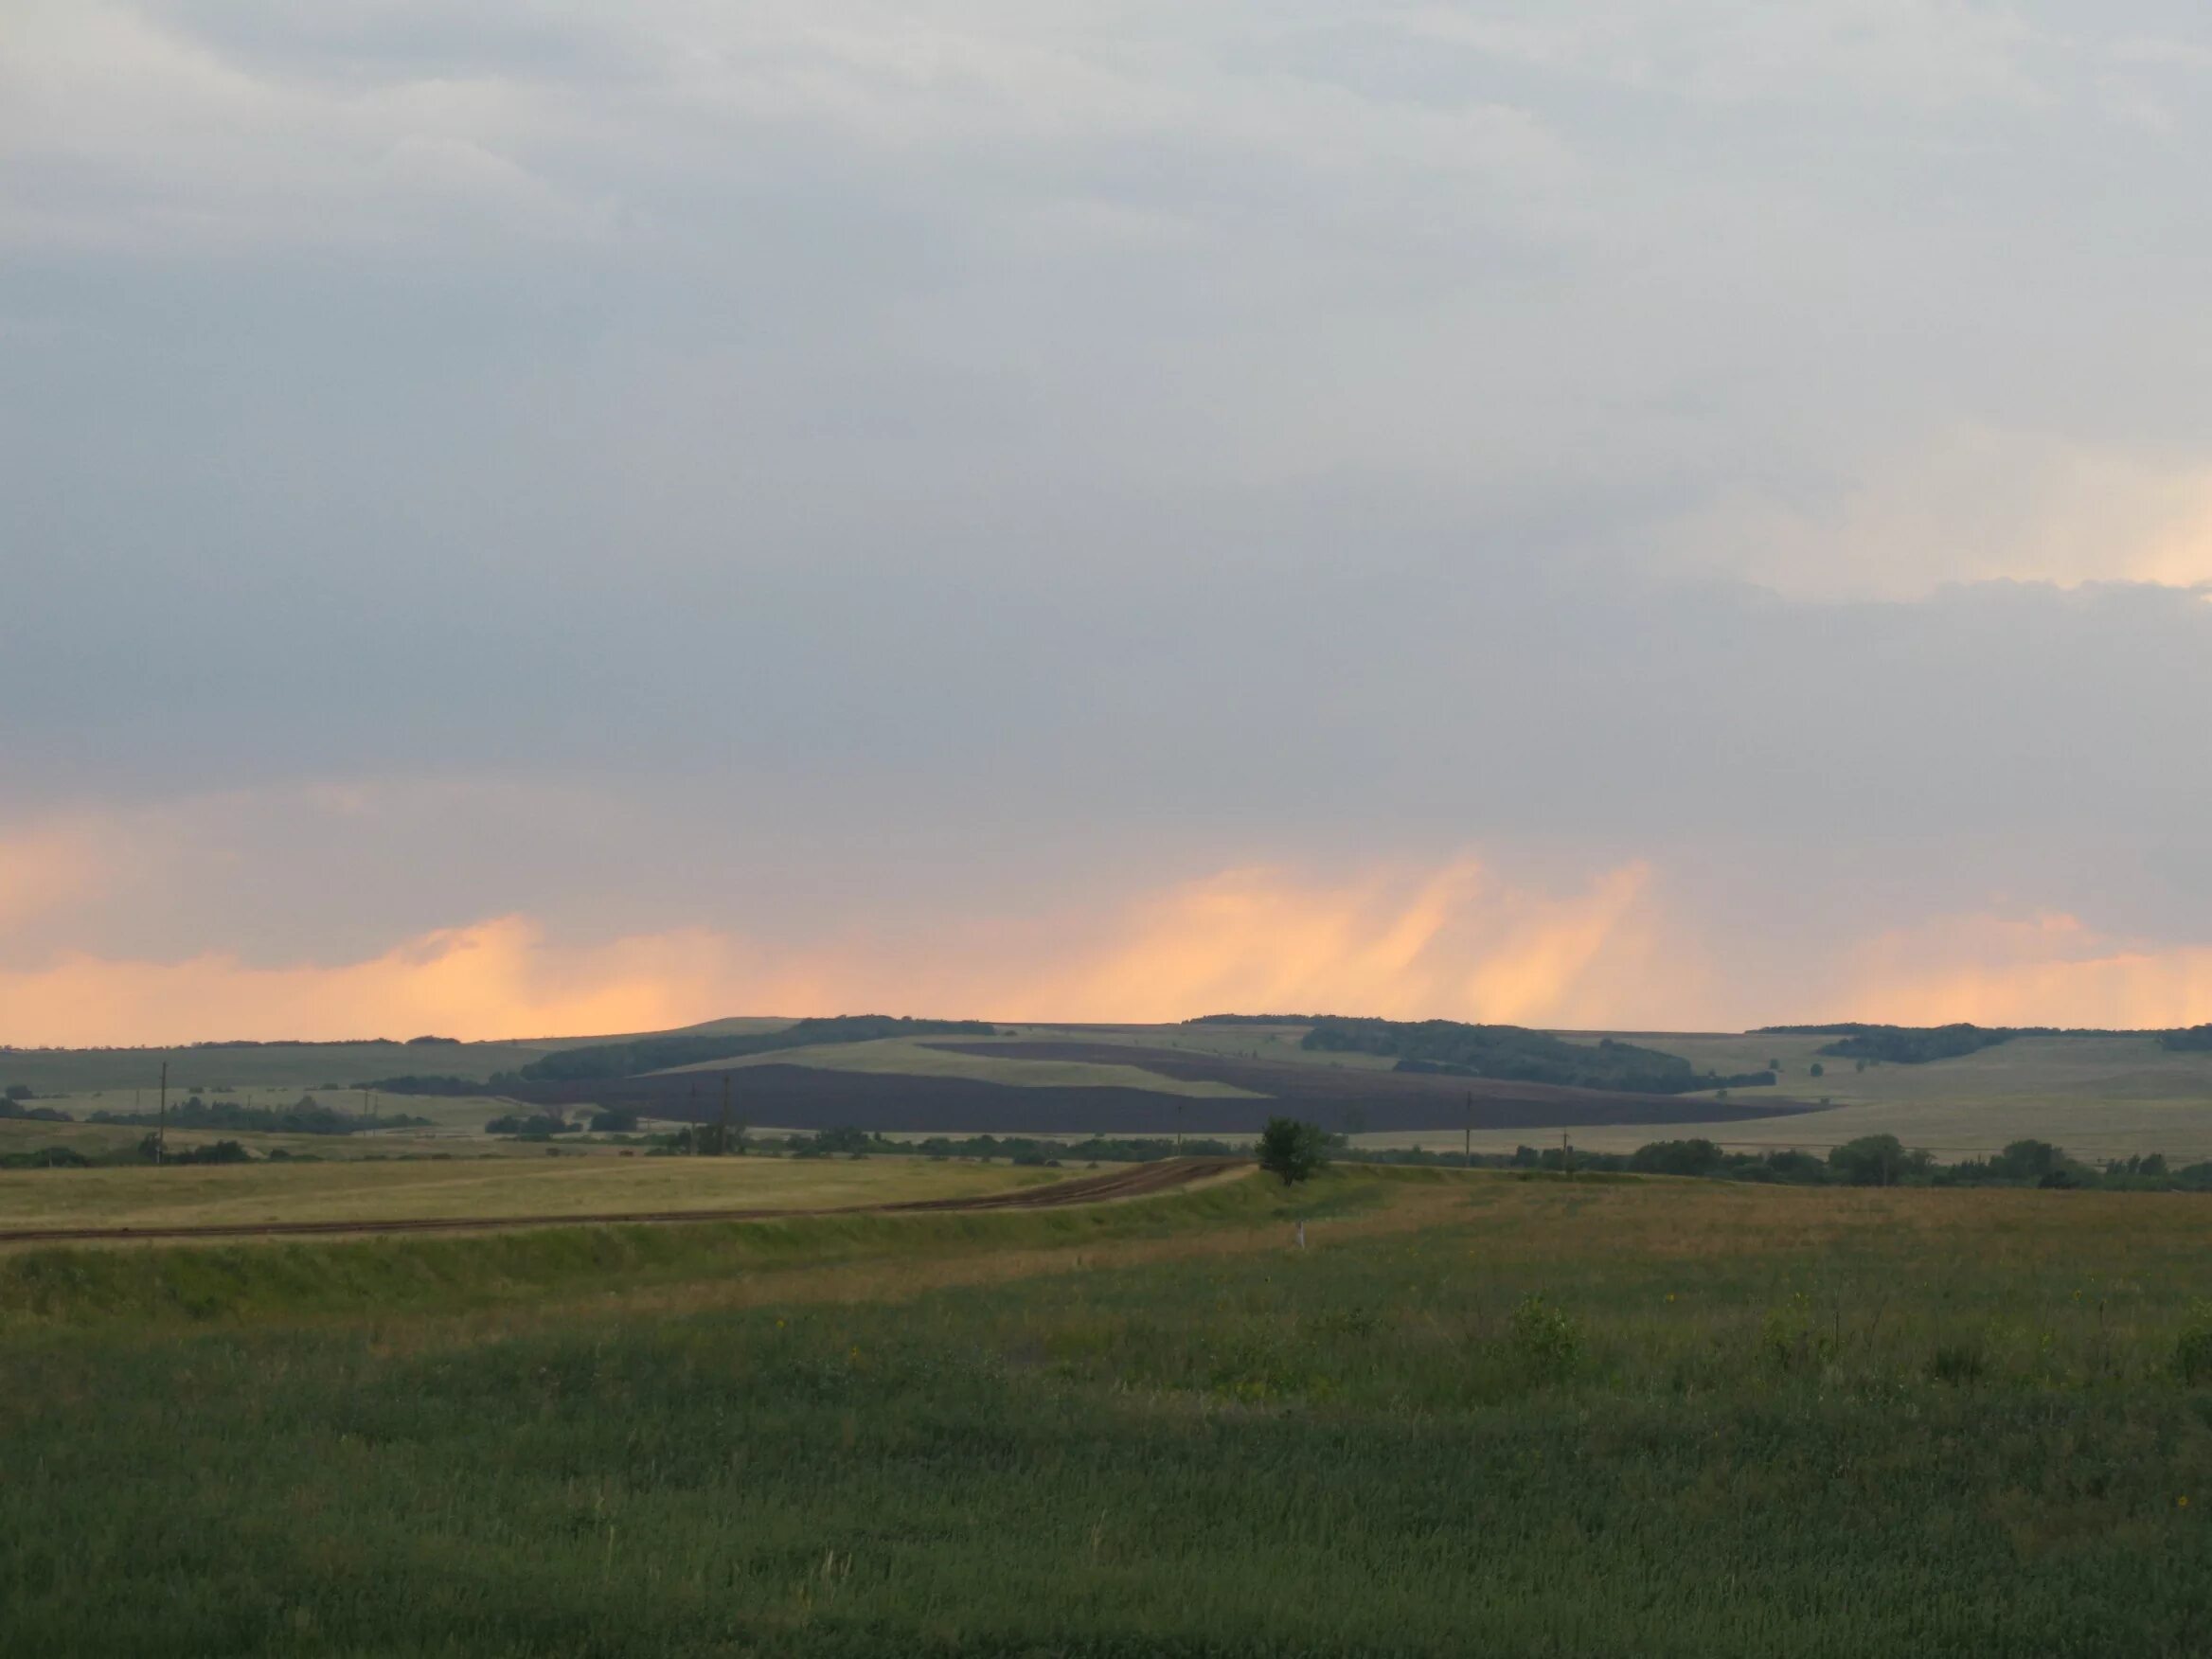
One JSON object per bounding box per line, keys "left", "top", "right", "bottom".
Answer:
{"left": 5, "top": 1165, "right": 2212, "bottom": 1656}
{"left": 0, "top": 1150, "right": 1048, "bottom": 1235}
{"left": 13, "top": 1014, "right": 2212, "bottom": 1164}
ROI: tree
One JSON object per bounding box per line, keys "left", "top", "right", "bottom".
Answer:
{"left": 1257, "top": 1116, "right": 1329, "bottom": 1186}
{"left": 1809, "top": 1061, "right": 1825, "bottom": 1078}
{"left": 1991, "top": 1139, "right": 2061, "bottom": 1183}
{"left": 3, "top": 1084, "right": 30, "bottom": 1102}
{"left": 1828, "top": 1133, "right": 1918, "bottom": 1186}
{"left": 1629, "top": 1138, "right": 1725, "bottom": 1177}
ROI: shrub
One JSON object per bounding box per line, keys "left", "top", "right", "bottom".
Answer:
{"left": 1508, "top": 1293, "right": 1581, "bottom": 1382}
{"left": 1759, "top": 1293, "right": 1833, "bottom": 1376}
{"left": 1927, "top": 1342, "right": 1988, "bottom": 1385}
{"left": 169, "top": 1140, "right": 252, "bottom": 1166}
{"left": 2175, "top": 1303, "right": 2212, "bottom": 1384}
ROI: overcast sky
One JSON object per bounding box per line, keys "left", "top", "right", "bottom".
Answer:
{"left": 6, "top": 1, "right": 2212, "bottom": 1042}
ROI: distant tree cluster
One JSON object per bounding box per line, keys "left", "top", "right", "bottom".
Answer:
{"left": 87, "top": 1096, "right": 428, "bottom": 1135}
{"left": 0, "top": 1085, "right": 72, "bottom": 1123}
{"left": 1758, "top": 1021, "right": 2212, "bottom": 1063}
{"left": 484, "top": 1111, "right": 579, "bottom": 1138}
{"left": 1298, "top": 1016, "right": 1774, "bottom": 1095}
{"left": 1334, "top": 1134, "right": 2212, "bottom": 1191}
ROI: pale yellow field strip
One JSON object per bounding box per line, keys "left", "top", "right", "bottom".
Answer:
{"left": 652, "top": 1036, "right": 1262, "bottom": 1097}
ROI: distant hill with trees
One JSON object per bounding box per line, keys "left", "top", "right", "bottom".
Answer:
{"left": 1190, "top": 1015, "right": 1774, "bottom": 1095}
{"left": 502, "top": 1014, "right": 999, "bottom": 1084}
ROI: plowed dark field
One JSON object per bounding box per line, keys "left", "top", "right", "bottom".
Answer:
{"left": 505, "top": 1045, "right": 1821, "bottom": 1135}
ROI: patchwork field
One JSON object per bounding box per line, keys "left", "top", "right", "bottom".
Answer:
{"left": 5, "top": 1165, "right": 2211, "bottom": 1656}
{"left": 14, "top": 1018, "right": 2212, "bottom": 1163}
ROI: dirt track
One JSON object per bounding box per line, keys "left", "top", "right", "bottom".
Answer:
{"left": 0, "top": 1157, "right": 1240, "bottom": 1247}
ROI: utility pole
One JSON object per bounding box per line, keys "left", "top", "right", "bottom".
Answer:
{"left": 1464, "top": 1090, "right": 1472, "bottom": 1169}
{"left": 687, "top": 1081, "right": 698, "bottom": 1153}
{"left": 720, "top": 1074, "right": 733, "bottom": 1157}
{"left": 1561, "top": 1131, "right": 1574, "bottom": 1180}
{"left": 157, "top": 1060, "right": 168, "bottom": 1166}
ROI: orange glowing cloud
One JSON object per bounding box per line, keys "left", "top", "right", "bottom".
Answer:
{"left": 1843, "top": 911, "right": 2212, "bottom": 1029}
{"left": 0, "top": 825, "right": 106, "bottom": 928}
{"left": 1043, "top": 858, "right": 1668, "bottom": 1025}
{"left": 0, "top": 918, "right": 744, "bottom": 1048}
{"left": 0, "top": 855, "right": 1683, "bottom": 1044}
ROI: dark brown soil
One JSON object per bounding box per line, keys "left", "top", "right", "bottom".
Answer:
{"left": 504, "top": 1046, "right": 1821, "bottom": 1136}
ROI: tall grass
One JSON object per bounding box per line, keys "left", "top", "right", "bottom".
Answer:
{"left": 4, "top": 1171, "right": 2211, "bottom": 1655}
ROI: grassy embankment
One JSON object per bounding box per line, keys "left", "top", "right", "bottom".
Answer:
{"left": 0, "top": 1151, "right": 1051, "bottom": 1233}
{"left": 5, "top": 1168, "right": 2212, "bottom": 1656}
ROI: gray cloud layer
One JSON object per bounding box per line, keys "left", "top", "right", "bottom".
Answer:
{"left": 5, "top": 2, "right": 2211, "bottom": 1025}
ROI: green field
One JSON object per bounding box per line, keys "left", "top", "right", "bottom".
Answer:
{"left": 0, "top": 1150, "right": 1044, "bottom": 1233}
{"left": 5, "top": 1165, "right": 2212, "bottom": 1655}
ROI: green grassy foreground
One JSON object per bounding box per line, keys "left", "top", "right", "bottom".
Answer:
{"left": 5, "top": 1169, "right": 2212, "bottom": 1656}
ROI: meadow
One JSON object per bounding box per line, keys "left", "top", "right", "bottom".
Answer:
{"left": 0, "top": 1150, "right": 1044, "bottom": 1232}
{"left": 5, "top": 1166, "right": 2211, "bottom": 1656}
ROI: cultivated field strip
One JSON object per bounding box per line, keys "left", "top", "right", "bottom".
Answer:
{"left": 0, "top": 1156, "right": 1238, "bottom": 1245}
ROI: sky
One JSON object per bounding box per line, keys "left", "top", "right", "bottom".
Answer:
{"left": 5, "top": 0, "right": 2212, "bottom": 1044}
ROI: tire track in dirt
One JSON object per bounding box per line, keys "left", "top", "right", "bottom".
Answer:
{"left": 0, "top": 1158, "right": 1241, "bottom": 1246}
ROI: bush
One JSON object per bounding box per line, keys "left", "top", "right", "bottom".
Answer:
{"left": 1759, "top": 1293, "right": 1833, "bottom": 1376}
{"left": 1926, "top": 1342, "right": 1988, "bottom": 1385}
{"left": 2175, "top": 1303, "right": 2212, "bottom": 1384}
{"left": 1508, "top": 1293, "right": 1582, "bottom": 1382}
{"left": 169, "top": 1140, "right": 252, "bottom": 1166}
{"left": 0, "top": 1146, "right": 92, "bottom": 1169}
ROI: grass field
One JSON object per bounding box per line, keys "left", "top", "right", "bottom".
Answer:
{"left": 1499, "top": 1033, "right": 2212, "bottom": 1162}
{"left": 0, "top": 1151, "right": 1047, "bottom": 1233}
{"left": 5, "top": 1166, "right": 2212, "bottom": 1655}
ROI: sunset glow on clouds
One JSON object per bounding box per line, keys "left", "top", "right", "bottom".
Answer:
{"left": 7, "top": 840, "right": 2208, "bottom": 1045}
{"left": 1841, "top": 912, "right": 2212, "bottom": 1031}
{"left": 0, "top": 858, "right": 1683, "bottom": 1045}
